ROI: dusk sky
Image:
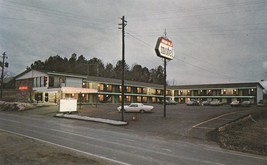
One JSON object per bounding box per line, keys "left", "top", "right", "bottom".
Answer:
{"left": 1, "top": 0, "right": 267, "bottom": 85}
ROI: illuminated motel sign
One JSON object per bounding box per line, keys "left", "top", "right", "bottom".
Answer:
{"left": 155, "top": 37, "right": 174, "bottom": 60}
{"left": 155, "top": 35, "right": 174, "bottom": 118}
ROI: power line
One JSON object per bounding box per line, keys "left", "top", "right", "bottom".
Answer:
{"left": 125, "top": 31, "right": 252, "bottom": 82}
{"left": 126, "top": 31, "right": 152, "bottom": 48}
{"left": 0, "top": 1, "right": 117, "bottom": 30}
{"left": 129, "top": 0, "right": 267, "bottom": 20}
{"left": 0, "top": 16, "right": 117, "bottom": 31}
{"left": 1, "top": 0, "right": 114, "bottom": 23}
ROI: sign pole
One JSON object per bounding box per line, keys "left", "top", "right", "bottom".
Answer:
{"left": 163, "top": 30, "right": 167, "bottom": 118}
{"left": 163, "top": 58, "right": 167, "bottom": 117}
{"left": 154, "top": 30, "right": 174, "bottom": 118}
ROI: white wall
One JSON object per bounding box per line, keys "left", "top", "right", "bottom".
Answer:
{"left": 66, "top": 77, "right": 82, "bottom": 88}
{"left": 16, "top": 70, "right": 47, "bottom": 80}
{"left": 257, "top": 84, "right": 263, "bottom": 103}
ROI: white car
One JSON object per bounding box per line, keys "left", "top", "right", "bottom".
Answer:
{"left": 241, "top": 101, "right": 250, "bottom": 107}
{"left": 186, "top": 100, "right": 199, "bottom": 106}
{"left": 210, "top": 99, "right": 222, "bottom": 106}
{"left": 230, "top": 100, "right": 240, "bottom": 107}
{"left": 117, "top": 103, "right": 154, "bottom": 113}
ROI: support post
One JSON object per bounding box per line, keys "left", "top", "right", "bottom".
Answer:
{"left": 0, "top": 52, "right": 7, "bottom": 98}
{"left": 119, "top": 16, "right": 127, "bottom": 121}
{"left": 163, "top": 58, "right": 167, "bottom": 117}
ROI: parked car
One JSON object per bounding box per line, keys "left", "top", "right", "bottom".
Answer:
{"left": 158, "top": 100, "right": 177, "bottom": 105}
{"left": 186, "top": 100, "right": 199, "bottom": 106}
{"left": 241, "top": 101, "right": 250, "bottom": 107}
{"left": 202, "top": 101, "right": 210, "bottom": 106}
{"left": 167, "top": 100, "right": 178, "bottom": 105}
{"left": 230, "top": 100, "right": 240, "bottom": 107}
{"left": 117, "top": 103, "right": 154, "bottom": 113}
{"left": 210, "top": 99, "right": 222, "bottom": 106}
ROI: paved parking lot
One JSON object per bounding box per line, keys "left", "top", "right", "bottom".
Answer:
{"left": 75, "top": 103, "right": 264, "bottom": 141}
{"left": 21, "top": 103, "right": 265, "bottom": 142}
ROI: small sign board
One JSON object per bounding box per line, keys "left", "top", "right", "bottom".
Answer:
{"left": 59, "top": 99, "right": 77, "bottom": 112}
{"left": 19, "top": 86, "right": 28, "bottom": 91}
{"left": 155, "top": 37, "right": 174, "bottom": 60}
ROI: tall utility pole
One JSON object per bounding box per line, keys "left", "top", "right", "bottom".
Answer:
{"left": 1, "top": 52, "right": 8, "bottom": 98}
{"left": 118, "top": 16, "right": 127, "bottom": 121}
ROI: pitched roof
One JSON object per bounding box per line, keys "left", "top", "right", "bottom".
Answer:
{"left": 86, "top": 76, "right": 164, "bottom": 88}
{"left": 168, "top": 82, "right": 264, "bottom": 90}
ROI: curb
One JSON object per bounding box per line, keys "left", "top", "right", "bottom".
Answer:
{"left": 55, "top": 113, "right": 128, "bottom": 126}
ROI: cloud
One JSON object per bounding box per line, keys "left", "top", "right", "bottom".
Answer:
{"left": 1, "top": 0, "right": 267, "bottom": 85}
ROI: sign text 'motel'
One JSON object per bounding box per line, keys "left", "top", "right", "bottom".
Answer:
{"left": 155, "top": 37, "right": 174, "bottom": 60}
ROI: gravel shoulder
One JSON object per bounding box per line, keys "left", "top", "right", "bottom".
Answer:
{"left": 0, "top": 130, "right": 119, "bottom": 165}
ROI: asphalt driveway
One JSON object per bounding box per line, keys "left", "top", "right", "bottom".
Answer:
{"left": 28, "top": 103, "right": 265, "bottom": 142}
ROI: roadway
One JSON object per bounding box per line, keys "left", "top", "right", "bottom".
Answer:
{"left": 0, "top": 111, "right": 266, "bottom": 165}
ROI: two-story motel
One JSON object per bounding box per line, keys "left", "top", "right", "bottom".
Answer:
{"left": 15, "top": 70, "right": 264, "bottom": 104}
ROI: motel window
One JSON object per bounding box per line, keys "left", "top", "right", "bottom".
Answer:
{"left": 49, "top": 76, "right": 54, "bottom": 87}
{"left": 98, "top": 84, "right": 104, "bottom": 91}
{"left": 106, "top": 84, "right": 112, "bottom": 91}
{"left": 126, "top": 86, "right": 131, "bottom": 93}
{"left": 82, "top": 81, "right": 88, "bottom": 88}
{"left": 143, "top": 88, "right": 147, "bottom": 94}
{"left": 126, "top": 96, "right": 131, "bottom": 103}
{"left": 150, "top": 89, "right": 156, "bottom": 95}
{"left": 221, "top": 89, "right": 226, "bottom": 95}
{"left": 90, "top": 83, "right": 98, "bottom": 89}
{"left": 166, "top": 90, "right": 172, "bottom": 96}
{"left": 156, "top": 89, "right": 162, "bottom": 95}
{"left": 233, "top": 89, "right": 238, "bottom": 95}
{"left": 137, "top": 87, "right": 142, "bottom": 94}
{"left": 59, "top": 77, "right": 66, "bottom": 84}
{"left": 180, "top": 90, "right": 189, "bottom": 96}
{"left": 137, "top": 96, "right": 142, "bottom": 102}
{"left": 98, "top": 95, "right": 104, "bottom": 102}
{"left": 249, "top": 88, "right": 255, "bottom": 95}
{"left": 142, "top": 97, "right": 147, "bottom": 103}
{"left": 207, "top": 90, "right": 212, "bottom": 95}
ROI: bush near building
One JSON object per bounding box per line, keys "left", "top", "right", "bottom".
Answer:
{"left": 0, "top": 101, "right": 34, "bottom": 111}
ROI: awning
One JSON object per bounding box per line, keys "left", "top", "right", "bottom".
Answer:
{"left": 61, "top": 87, "right": 98, "bottom": 94}
{"left": 33, "top": 87, "right": 60, "bottom": 93}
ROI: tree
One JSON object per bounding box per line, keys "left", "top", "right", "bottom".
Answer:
{"left": 69, "top": 53, "right": 77, "bottom": 64}
{"left": 29, "top": 60, "right": 45, "bottom": 70}
{"left": 141, "top": 67, "right": 150, "bottom": 83}
{"left": 114, "top": 60, "right": 129, "bottom": 79}
{"left": 74, "top": 55, "right": 88, "bottom": 75}
{"left": 27, "top": 53, "right": 164, "bottom": 84}
{"left": 130, "top": 64, "right": 143, "bottom": 82}
{"left": 88, "top": 57, "right": 105, "bottom": 76}
{"left": 104, "top": 63, "right": 114, "bottom": 78}
{"left": 149, "top": 66, "right": 164, "bottom": 84}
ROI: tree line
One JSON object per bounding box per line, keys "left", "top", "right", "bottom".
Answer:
{"left": 27, "top": 53, "right": 165, "bottom": 85}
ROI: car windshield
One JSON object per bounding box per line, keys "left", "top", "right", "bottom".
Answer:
{"left": 129, "top": 104, "right": 138, "bottom": 107}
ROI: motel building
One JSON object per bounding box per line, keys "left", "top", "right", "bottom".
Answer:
{"left": 15, "top": 70, "right": 264, "bottom": 105}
